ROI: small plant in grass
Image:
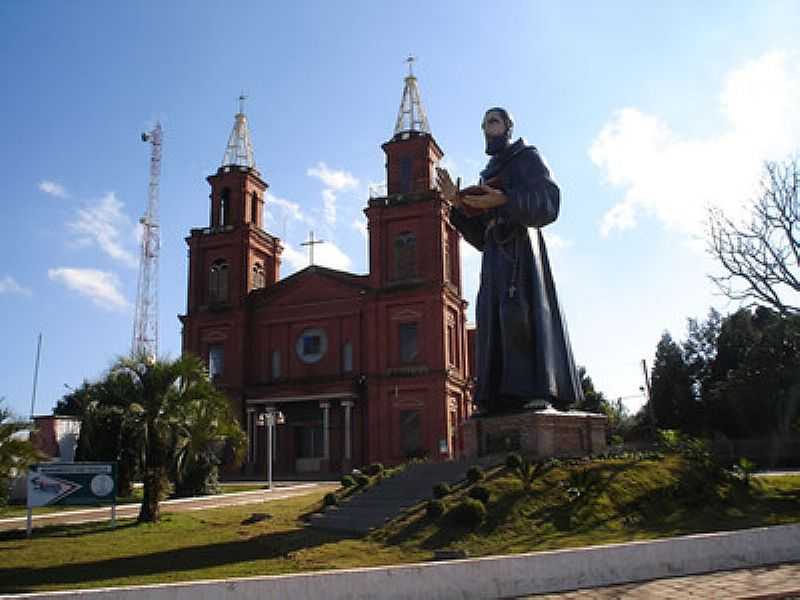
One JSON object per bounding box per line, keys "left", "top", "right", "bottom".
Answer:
{"left": 515, "top": 458, "right": 540, "bottom": 491}
{"left": 340, "top": 475, "right": 356, "bottom": 488}
{"left": 466, "top": 465, "right": 484, "bottom": 484}
{"left": 354, "top": 473, "right": 370, "bottom": 487}
{"left": 731, "top": 457, "right": 757, "bottom": 487}
{"left": 323, "top": 492, "right": 338, "bottom": 507}
{"left": 366, "top": 463, "right": 384, "bottom": 476}
{"left": 433, "top": 482, "right": 451, "bottom": 499}
{"left": 448, "top": 498, "right": 486, "bottom": 528}
{"left": 426, "top": 499, "right": 445, "bottom": 519}
{"left": 468, "top": 485, "right": 490, "bottom": 505}
{"left": 505, "top": 452, "right": 522, "bottom": 470}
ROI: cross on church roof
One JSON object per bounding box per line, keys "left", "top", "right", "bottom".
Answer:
{"left": 300, "top": 230, "right": 325, "bottom": 266}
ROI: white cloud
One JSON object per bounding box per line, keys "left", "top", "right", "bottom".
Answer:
{"left": 322, "top": 189, "right": 337, "bottom": 225}
{"left": 307, "top": 162, "right": 359, "bottom": 226}
{"left": 281, "top": 240, "right": 353, "bottom": 273}
{"left": 0, "top": 275, "right": 32, "bottom": 296}
{"left": 307, "top": 162, "right": 359, "bottom": 191}
{"left": 591, "top": 50, "right": 800, "bottom": 239}
{"left": 67, "top": 193, "right": 139, "bottom": 268}
{"left": 38, "top": 180, "right": 68, "bottom": 198}
{"left": 540, "top": 230, "right": 573, "bottom": 252}
{"left": 48, "top": 267, "right": 130, "bottom": 312}
{"left": 265, "top": 192, "right": 311, "bottom": 226}
{"left": 352, "top": 218, "right": 368, "bottom": 240}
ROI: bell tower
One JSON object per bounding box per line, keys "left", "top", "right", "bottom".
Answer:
{"left": 365, "top": 59, "right": 461, "bottom": 292}
{"left": 184, "top": 97, "right": 282, "bottom": 316}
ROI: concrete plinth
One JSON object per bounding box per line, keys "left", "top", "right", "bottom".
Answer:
{"left": 462, "top": 407, "right": 607, "bottom": 459}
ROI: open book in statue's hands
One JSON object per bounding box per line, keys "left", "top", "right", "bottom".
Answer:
{"left": 457, "top": 176, "right": 504, "bottom": 217}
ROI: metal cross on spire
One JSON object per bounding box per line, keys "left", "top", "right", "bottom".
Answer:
{"left": 301, "top": 230, "right": 325, "bottom": 266}
{"left": 222, "top": 94, "right": 256, "bottom": 169}
{"left": 393, "top": 55, "right": 431, "bottom": 136}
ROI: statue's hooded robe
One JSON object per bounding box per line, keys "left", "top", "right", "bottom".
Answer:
{"left": 449, "top": 138, "right": 583, "bottom": 413}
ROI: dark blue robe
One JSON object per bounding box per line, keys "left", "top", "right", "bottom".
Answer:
{"left": 450, "top": 138, "right": 583, "bottom": 413}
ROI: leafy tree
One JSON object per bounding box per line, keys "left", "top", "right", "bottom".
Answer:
{"left": 0, "top": 399, "right": 41, "bottom": 505}
{"left": 111, "top": 353, "right": 244, "bottom": 522}
{"left": 576, "top": 366, "right": 606, "bottom": 413}
{"left": 650, "top": 332, "right": 695, "bottom": 430}
{"left": 708, "top": 158, "right": 799, "bottom": 316}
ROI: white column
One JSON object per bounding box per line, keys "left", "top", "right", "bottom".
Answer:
{"left": 320, "top": 401, "right": 330, "bottom": 460}
{"left": 342, "top": 400, "right": 354, "bottom": 461}
{"left": 246, "top": 408, "right": 255, "bottom": 464}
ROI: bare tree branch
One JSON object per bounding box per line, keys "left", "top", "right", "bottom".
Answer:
{"left": 707, "top": 157, "right": 800, "bottom": 316}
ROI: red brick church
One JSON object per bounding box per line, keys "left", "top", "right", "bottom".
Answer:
{"left": 180, "top": 70, "right": 473, "bottom": 476}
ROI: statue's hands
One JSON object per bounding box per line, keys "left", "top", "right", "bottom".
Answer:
{"left": 436, "top": 167, "right": 461, "bottom": 207}
{"left": 462, "top": 184, "right": 508, "bottom": 209}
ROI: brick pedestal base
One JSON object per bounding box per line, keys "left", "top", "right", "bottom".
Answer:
{"left": 462, "top": 408, "right": 607, "bottom": 459}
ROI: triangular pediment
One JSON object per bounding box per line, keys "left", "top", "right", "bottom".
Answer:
{"left": 250, "top": 266, "right": 368, "bottom": 308}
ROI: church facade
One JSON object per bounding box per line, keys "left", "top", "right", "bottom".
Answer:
{"left": 180, "top": 72, "right": 474, "bottom": 477}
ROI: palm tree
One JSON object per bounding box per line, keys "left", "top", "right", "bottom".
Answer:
{"left": 0, "top": 398, "right": 41, "bottom": 505}
{"left": 112, "top": 353, "right": 243, "bottom": 522}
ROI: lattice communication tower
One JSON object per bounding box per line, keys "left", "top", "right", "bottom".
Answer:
{"left": 132, "top": 122, "right": 162, "bottom": 361}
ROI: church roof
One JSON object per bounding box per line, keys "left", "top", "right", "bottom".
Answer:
{"left": 222, "top": 95, "right": 256, "bottom": 169}
{"left": 249, "top": 265, "right": 369, "bottom": 305}
{"left": 393, "top": 56, "right": 431, "bottom": 137}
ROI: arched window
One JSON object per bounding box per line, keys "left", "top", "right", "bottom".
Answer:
{"left": 394, "top": 231, "right": 417, "bottom": 280}
{"left": 252, "top": 262, "right": 265, "bottom": 290}
{"left": 209, "top": 259, "right": 229, "bottom": 303}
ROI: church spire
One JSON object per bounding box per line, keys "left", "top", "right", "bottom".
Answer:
{"left": 222, "top": 94, "right": 256, "bottom": 169}
{"left": 393, "top": 56, "right": 431, "bottom": 137}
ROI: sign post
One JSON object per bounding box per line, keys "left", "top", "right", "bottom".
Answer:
{"left": 26, "top": 462, "right": 117, "bottom": 537}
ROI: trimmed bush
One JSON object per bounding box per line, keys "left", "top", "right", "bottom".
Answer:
{"left": 466, "top": 465, "right": 484, "bottom": 484}
{"left": 505, "top": 452, "right": 523, "bottom": 470}
{"left": 448, "top": 498, "right": 486, "bottom": 528}
{"left": 468, "top": 485, "right": 490, "bottom": 504}
{"left": 366, "top": 462, "right": 384, "bottom": 476}
{"left": 323, "top": 492, "right": 338, "bottom": 507}
{"left": 354, "top": 473, "right": 370, "bottom": 487}
{"left": 426, "top": 499, "right": 445, "bottom": 519}
{"left": 340, "top": 475, "right": 356, "bottom": 488}
{"left": 433, "top": 482, "right": 451, "bottom": 499}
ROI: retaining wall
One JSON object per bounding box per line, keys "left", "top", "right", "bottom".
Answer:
{"left": 5, "top": 523, "right": 800, "bottom": 599}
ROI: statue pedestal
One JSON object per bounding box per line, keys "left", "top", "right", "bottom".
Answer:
{"left": 462, "top": 407, "right": 607, "bottom": 459}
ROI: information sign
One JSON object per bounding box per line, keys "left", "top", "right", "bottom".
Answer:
{"left": 27, "top": 462, "right": 117, "bottom": 508}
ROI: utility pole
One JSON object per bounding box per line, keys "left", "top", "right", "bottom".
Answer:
{"left": 641, "top": 358, "right": 656, "bottom": 438}
{"left": 132, "top": 122, "right": 162, "bottom": 361}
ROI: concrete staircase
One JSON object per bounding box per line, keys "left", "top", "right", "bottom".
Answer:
{"left": 310, "top": 459, "right": 481, "bottom": 534}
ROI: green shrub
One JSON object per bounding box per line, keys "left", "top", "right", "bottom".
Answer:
{"left": 448, "top": 498, "right": 486, "bottom": 528}
{"left": 366, "top": 462, "right": 384, "bottom": 476}
{"left": 426, "top": 499, "right": 445, "bottom": 519}
{"left": 516, "top": 458, "right": 541, "bottom": 491}
{"left": 468, "top": 485, "right": 490, "bottom": 504}
{"left": 505, "top": 452, "right": 523, "bottom": 470}
{"left": 433, "top": 482, "right": 451, "bottom": 498}
{"left": 466, "top": 466, "right": 484, "bottom": 484}
{"left": 323, "top": 492, "right": 338, "bottom": 507}
{"left": 340, "top": 475, "right": 356, "bottom": 488}
{"left": 354, "top": 473, "right": 370, "bottom": 487}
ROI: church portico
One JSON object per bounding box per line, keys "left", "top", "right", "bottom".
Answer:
{"left": 246, "top": 392, "right": 359, "bottom": 477}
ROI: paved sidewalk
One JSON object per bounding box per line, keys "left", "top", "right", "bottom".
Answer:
{"left": 0, "top": 482, "right": 335, "bottom": 532}
{"left": 526, "top": 562, "right": 800, "bottom": 599}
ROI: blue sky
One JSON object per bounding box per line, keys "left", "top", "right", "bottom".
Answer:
{"left": 3, "top": 1, "right": 800, "bottom": 418}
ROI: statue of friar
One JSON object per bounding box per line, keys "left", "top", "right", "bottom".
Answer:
{"left": 437, "top": 107, "right": 583, "bottom": 415}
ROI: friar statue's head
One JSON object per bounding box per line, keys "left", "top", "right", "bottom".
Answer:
{"left": 482, "top": 107, "right": 514, "bottom": 156}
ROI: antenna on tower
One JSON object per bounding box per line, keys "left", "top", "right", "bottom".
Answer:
{"left": 132, "top": 122, "right": 162, "bottom": 362}
{"left": 393, "top": 55, "right": 431, "bottom": 137}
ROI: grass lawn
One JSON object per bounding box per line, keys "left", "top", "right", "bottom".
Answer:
{"left": 0, "top": 483, "right": 267, "bottom": 519}
{"left": 2, "top": 456, "right": 800, "bottom": 594}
